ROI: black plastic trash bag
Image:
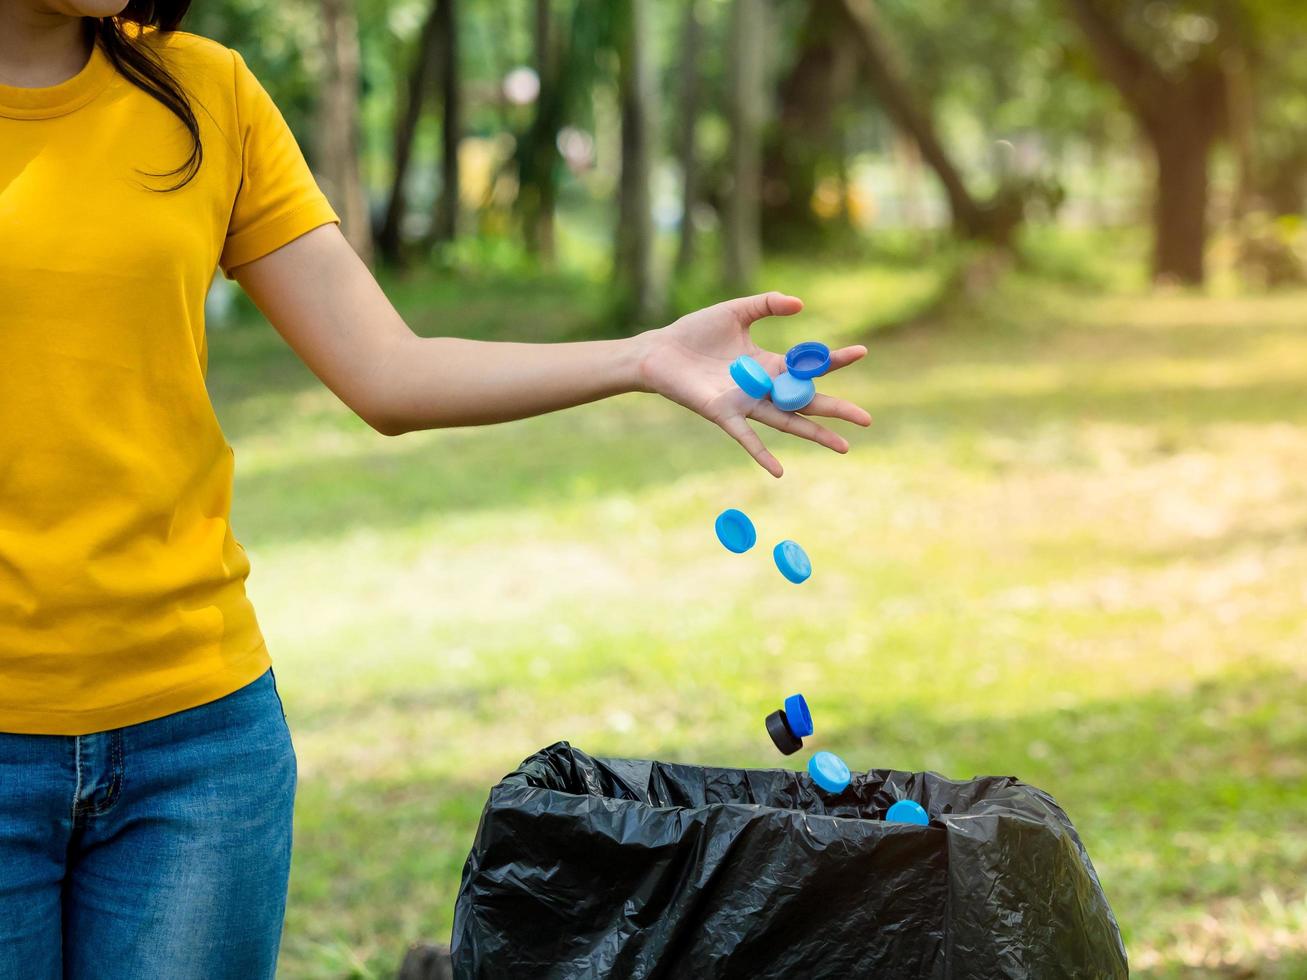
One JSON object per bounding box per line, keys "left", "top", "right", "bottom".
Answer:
{"left": 451, "top": 742, "right": 1127, "bottom": 979}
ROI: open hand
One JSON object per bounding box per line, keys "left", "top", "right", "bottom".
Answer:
{"left": 637, "top": 292, "right": 872, "bottom": 477}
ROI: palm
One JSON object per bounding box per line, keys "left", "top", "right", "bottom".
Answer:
{"left": 639, "top": 292, "right": 871, "bottom": 477}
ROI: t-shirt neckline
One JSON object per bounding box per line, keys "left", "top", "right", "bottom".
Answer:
{"left": 0, "top": 42, "right": 115, "bottom": 120}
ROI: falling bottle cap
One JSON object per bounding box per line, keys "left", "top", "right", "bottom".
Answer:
{"left": 807, "top": 751, "right": 851, "bottom": 794}
{"left": 714, "top": 508, "right": 757, "bottom": 554}
{"left": 886, "top": 800, "right": 930, "bottom": 826}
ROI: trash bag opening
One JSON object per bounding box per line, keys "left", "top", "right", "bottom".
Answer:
{"left": 501, "top": 741, "right": 1030, "bottom": 824}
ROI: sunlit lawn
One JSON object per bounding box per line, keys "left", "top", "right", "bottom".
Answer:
{"left": 208, "top": 240, "right": 1307, "bottom": 978}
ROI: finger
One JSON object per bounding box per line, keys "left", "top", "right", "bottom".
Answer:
{"left": 719, "top": 414, "right": 783, "bottom": 478}
{"left": 799, "top": 393, "right": 873, "bottom": 427}
{"left": 721, "top": 291, "right": 804, "bottom": 329}
{"left": 750, "top": 401, "right": 850, "bottom": 454}
{"left": 827, "top": 345, "right": 868, "bottom": 371}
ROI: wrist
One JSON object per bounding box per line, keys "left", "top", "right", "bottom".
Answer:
{"left": 621, "top": 327, "right": 662, "bottom": 395}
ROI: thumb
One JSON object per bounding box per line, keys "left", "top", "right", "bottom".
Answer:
{"left": 722, "top": 291, "right": 804, "bottom": 328}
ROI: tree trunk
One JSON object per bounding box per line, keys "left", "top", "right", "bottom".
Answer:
{"left": 724, "top": 0, "right": 765, "bottom": 290}
{"left": 838, "top": 0, "right": 1000, "bottom": 243}
{"left": 1062, "top": 0, "right": 1226, "bottom": 285}
{"left": 1265, "top": 151, "right": 1307, "bottom": 216}
{"left": 318, "top": 0, "right": 373, "bottom": 264}
{"left": 1151, "top": 122, "right": 1212, "bottom": 285}
{"left": 378, "top": 1, "right": 442, "bottom": 263}
{"left": 674, "top": 0, "right": 703, "bottom": 276}
{"left": 432, "top": 0, "right": 461, "bottom": 243}
{"left": 762, "top": 0, "right": 858, "bottom": 246}
{"left": 615, "top": 0, "right": 660, "bottom": 325}
{"left": 520, "top": 0, "right": 559, "bottom": 263}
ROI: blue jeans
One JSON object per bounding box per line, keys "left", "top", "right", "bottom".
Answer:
{"left": 0, "top": 668, "right": 297, "bottom": 979}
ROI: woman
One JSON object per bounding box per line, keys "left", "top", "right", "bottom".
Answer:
{"left": 0, "top": 1, "right": 871, "bottom": 976}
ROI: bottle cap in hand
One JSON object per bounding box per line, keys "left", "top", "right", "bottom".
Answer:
{"left": 729, "top": 355, "right": 774, "bottom": 399}
{"left": 770, "top": 371, "right": 816, "bottom": 412}
{"left": 785, "top": 341, "right": 831, "bottom": 380}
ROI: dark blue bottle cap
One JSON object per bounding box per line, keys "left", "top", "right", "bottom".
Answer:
{"left": 886, "top": 800, "right": 930, "bottom": 826}
{"left": 785, "top": 341, "right": 831, "bottom": 380}
{"left": 729, "top": 355, "right": 774, "bottom": 399}
{"left": 783, "top": 694, "right": 813, "bottom": 738}
{"left": 773, "top": 540, "right": 811, "bottom": 584}
{"left": 766, "top": 709, "right": 803, "bottom": 755}
{"left": 770, "top": 371, "right": 816, "bottom": 412}
{"left": 714, "top": 508, "right": 757, "bottom": 553}
{"left": 807, "top": 751, "right": 851, "bottom": 794}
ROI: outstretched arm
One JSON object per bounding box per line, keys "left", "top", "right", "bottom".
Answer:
{"left": 232, "top": 223, "right": 871, "bottom": 477}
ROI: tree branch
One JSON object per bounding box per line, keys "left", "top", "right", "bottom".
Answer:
{"left": 836, "top": 0, "right": 986, "bottom": 236}
{"left": 1063, "top": 0, "right": 1168, "bottom": 124}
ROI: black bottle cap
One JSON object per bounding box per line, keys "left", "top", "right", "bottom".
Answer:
{"left": 766, "top": 709, "right": 803, "bottom": 755}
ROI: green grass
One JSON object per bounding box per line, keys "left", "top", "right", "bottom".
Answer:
{"left": 207, "top": 248, "right": 1307, "bottom": 978}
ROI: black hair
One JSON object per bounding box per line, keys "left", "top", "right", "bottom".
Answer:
{"left": 91, "top": 1, "right": 200, "bottom": 188}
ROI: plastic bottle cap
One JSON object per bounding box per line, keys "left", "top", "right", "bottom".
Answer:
{"left": 714, "top": 508, "right": 757, "bottom": 553}
{"left": 766, "top": 709, "right": 803, "bottom": 755}
{"left": 729, "top": 355, "right": 774, "bottom": 399}
{"left": 783, "top": 694, "right": 813, "bottom": 738}
{"left": 785, "top": 341, "right": 831, "bottom": 380}
{"left": 807, "top": 751, "right": 851, "bottom": 794}
{"left": 773, "top": 540, "right": 811, "bottom": 584}
{"left": 886, "top": 800, "right": 930, "bottom": 826}
{"left": 770, "top": 371, "right": 816, "bottom": 412}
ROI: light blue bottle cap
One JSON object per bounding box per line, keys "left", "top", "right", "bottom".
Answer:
{"left": 785, "top": 341, "right": 831, "bottom": 380}
{"left": 770, "top": 371, "right": 816, "bottom": 412}
{"left": 714, "top": 508, "right": 757, "bottom": 554}
{"left": 807, "top": 751, "right": 851, "bottom": 794}
{"left": 886, "top": 800, "right": 930, "bottom": 826}
{"left": 773, "top": 540, "right": 811, "bottom": 584}
{"left": 729, "top": 355, "right": 774, "bottom": 399}
{"left": 783, "top": 694, "right": 813, "bottom": 738}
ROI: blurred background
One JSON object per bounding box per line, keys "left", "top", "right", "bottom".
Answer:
{"left": 192, "top": 0, "right": 1307, "bottom": 975}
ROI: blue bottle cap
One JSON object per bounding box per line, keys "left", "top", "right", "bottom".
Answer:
{"left": 807, "top": 751, "right": 851, "bottom": 794}
{"left": 729, "top": 355, "right": 774, "bottom": 399}
{"left": 886, "top": 800, "right": 930, "bottom": 826}
{"left": 770, "top": 371, "right": 816, "bottom": 412}
{"left": 785, "top": 341, "right": 831, "bottom": 380}
{"left": 714, "top": 508, "right": 756, "bottom": 554}
{"left": 773, "top": 540, "right": 811, "bottom": 584}
{"left": 783, "top": 694, "right": 813, "bottom": 738}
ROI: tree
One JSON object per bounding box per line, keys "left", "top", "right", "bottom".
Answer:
{"left": 318, "top": 0, "right": 373, "bottom": 265}
{"left": 837, "top": 0, "right": 1024, "bottom": 247}
{"left": 1063, "top": 0, "right": 1227, "bottom": 284}
{"left": 518, "top": 0, "right": 562, "bottom": 263}
{"left": 724, "top": 0, "right": 766, "bottom": 289}
{"left": 378, "top": 1, "right": 443, "bottom": 262}
{"left": 674, "top": 0, "right": 704, "bottom": 275}
{"left": 614, "top": 0, "right": 660, "bottom": 324}
{"left": 761, "top": 0, "right": 860, "bottom": 246}
{"left": 431, "top": 0, "right": 461, "bottom": 244}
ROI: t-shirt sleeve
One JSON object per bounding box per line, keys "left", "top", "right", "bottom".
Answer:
{"left": 219, "top": 49, "right": 339, "bottom": 277}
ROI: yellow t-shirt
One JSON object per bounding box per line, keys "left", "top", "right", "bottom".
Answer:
{"left": 0, "top": 31, "right": 338, "bottom": 734}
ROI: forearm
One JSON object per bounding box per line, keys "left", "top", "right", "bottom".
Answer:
{"left": 234, "top": 225, "right": 656, "bottom": 434}
{"left": 372, "top": 332, "right": 652, "bottom": 433}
